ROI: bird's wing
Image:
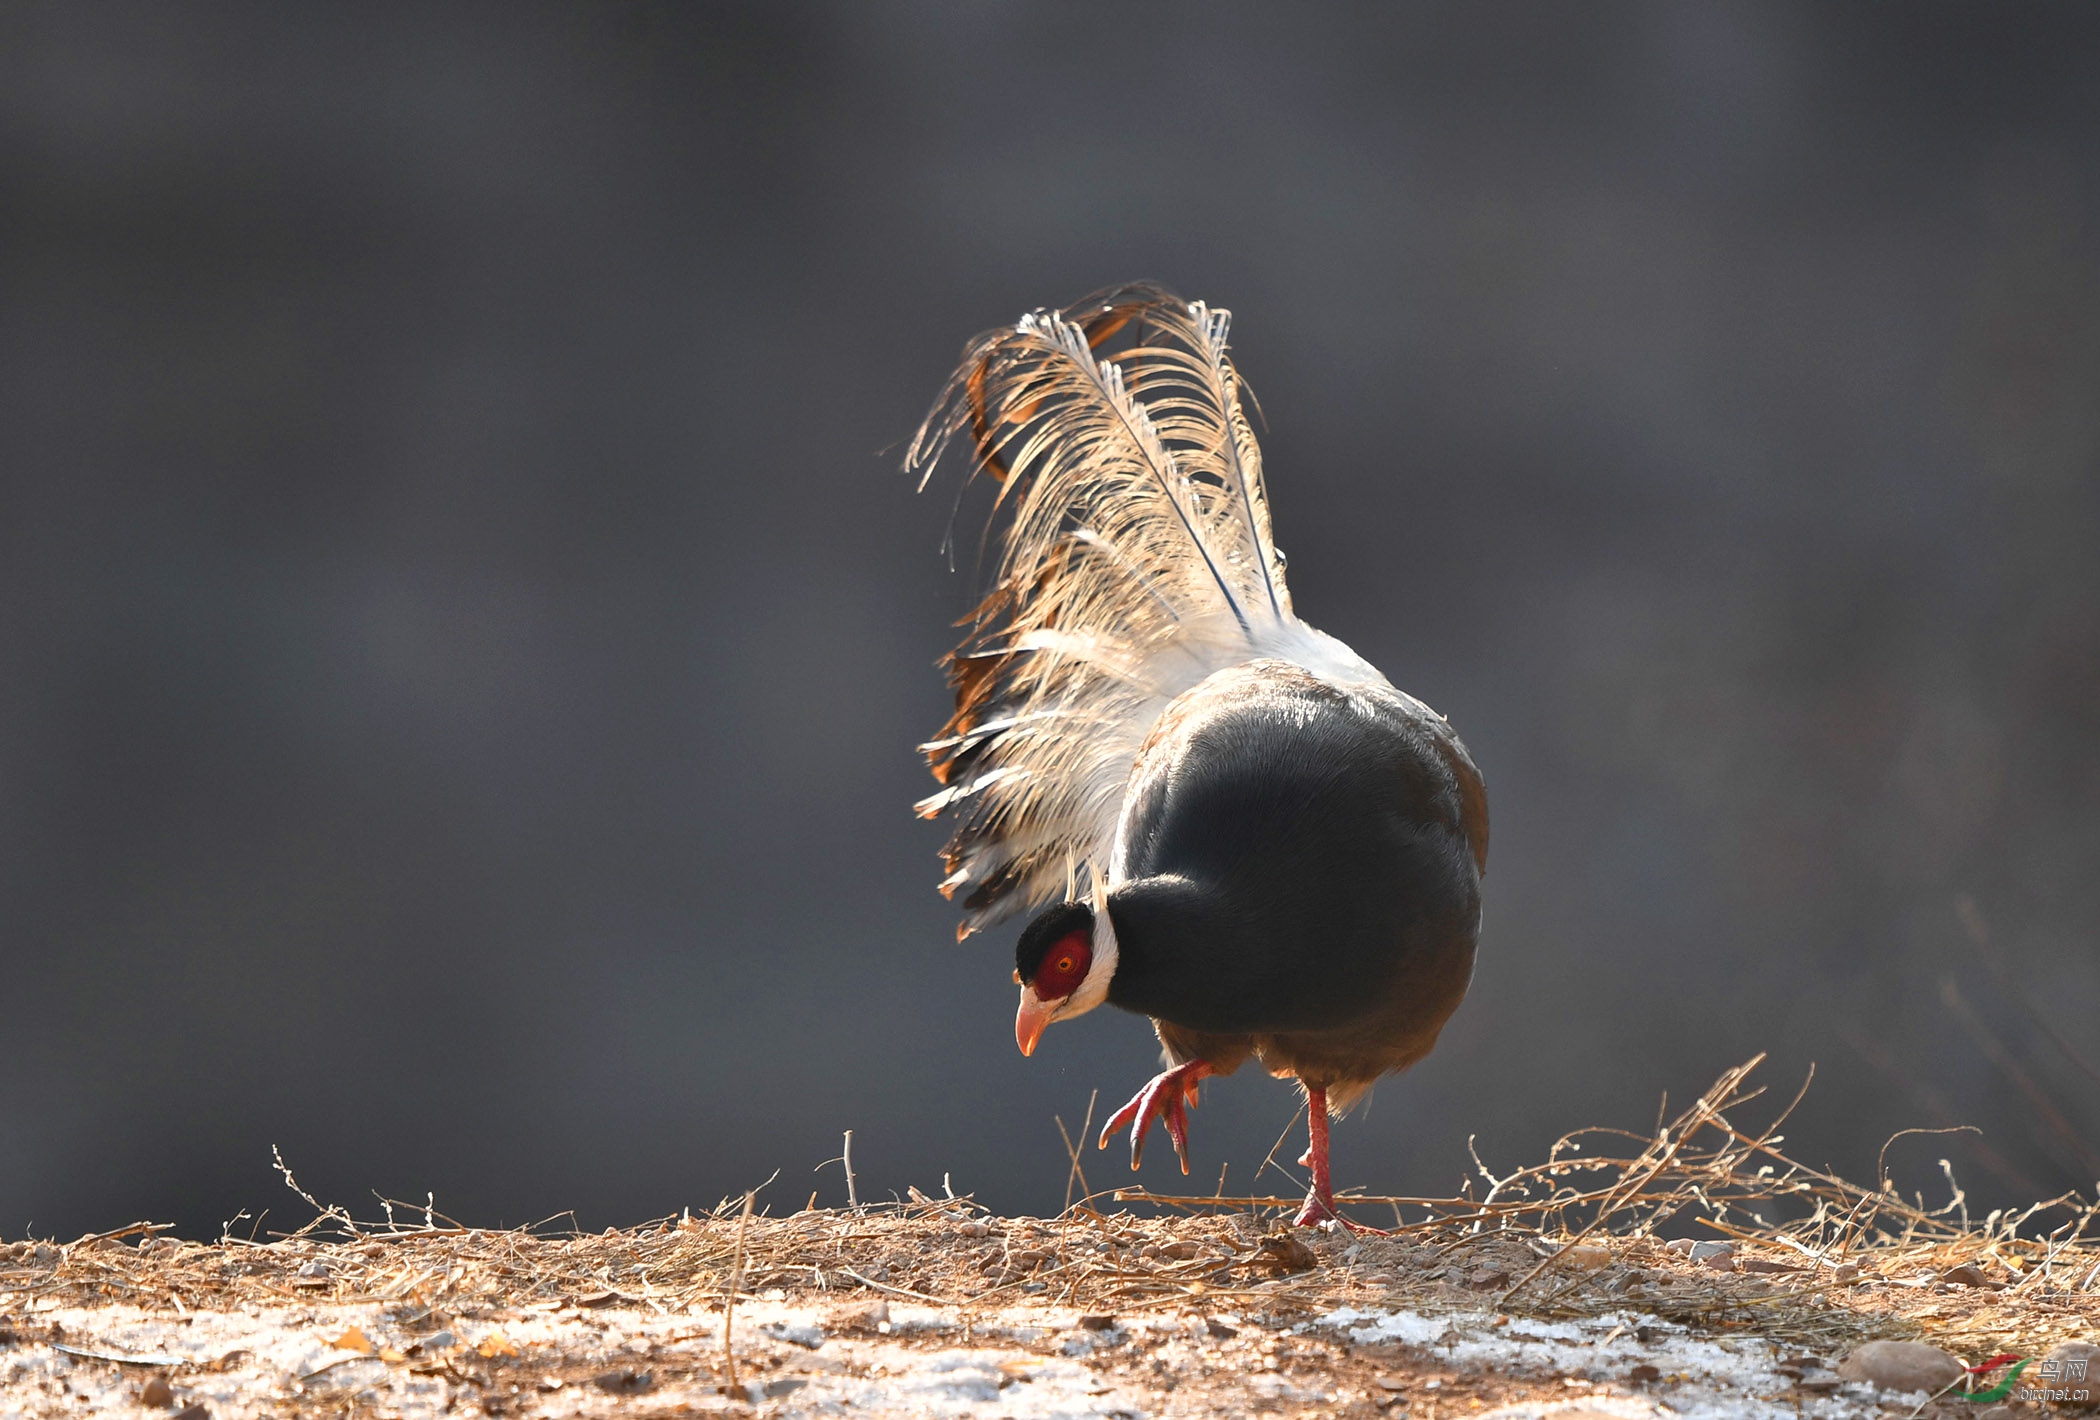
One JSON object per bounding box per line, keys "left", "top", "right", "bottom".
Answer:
{"left": 907, "top": 284, "right": 1317, "bottom": 937}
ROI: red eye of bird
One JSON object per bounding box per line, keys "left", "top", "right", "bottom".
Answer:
{"left": 1032, "top": 929, "right": 1092, "bottom": 1001}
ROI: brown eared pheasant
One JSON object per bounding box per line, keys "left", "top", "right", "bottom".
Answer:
{"left": 906, "top": 285, "right": 1488, "bottom": 1227}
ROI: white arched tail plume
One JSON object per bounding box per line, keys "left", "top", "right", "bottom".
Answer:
{"left": 908, "top": 284, "right": 1369, "bottom": 939}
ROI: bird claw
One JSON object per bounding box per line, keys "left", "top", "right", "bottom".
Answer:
{"left": 1291, "top": 1190, "right": 1340, "bottom": 1228}
{"left": 1099, "top": 1060, "right": 1214, "bottom": 1174}
{"left": 1289, "top": 1195, "right": 1389, "bottom": 1234}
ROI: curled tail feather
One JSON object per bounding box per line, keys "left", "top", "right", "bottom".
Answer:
{"left": 906, "top": 284, "right": 1293, "bottom": 937}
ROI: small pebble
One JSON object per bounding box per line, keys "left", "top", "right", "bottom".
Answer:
{"left": 1836, "top": 1339, "right": 1963, "bottom": 1393}
{"left": 761, "top": 1323, "right": 826, "bottom": 1349}
{"left": 1252, "top": 1233, "right": 1317, "bottom": 1274}
{"left": 1737, "top": 1256, "right": 1795, "bottom": 1274}
{"left": 593, "top": 1369, "right": 653, "bottom": 1395}
{"left": 835, "top": 1300, "right": 888, "bottom": 1331}
{"left": 139, "top": 1375, "right": 175, "bottom": 1407}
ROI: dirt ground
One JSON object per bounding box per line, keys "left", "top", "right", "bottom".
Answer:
{"left": 5, "top": 1199, "right": 2097, "bottom": 1420}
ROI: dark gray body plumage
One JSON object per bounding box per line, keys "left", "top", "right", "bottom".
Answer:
{"left": 1103, "top": 659, "right": 1488, "bottom": 1107}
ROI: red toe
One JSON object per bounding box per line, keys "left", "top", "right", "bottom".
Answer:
{"left": 1098, "top": 1060, "right": 1215, "bottom": 1172}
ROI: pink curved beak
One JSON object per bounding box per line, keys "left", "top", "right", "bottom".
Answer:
{"left": 1015, "top": 984, "right": 1056, "bottom": 1057}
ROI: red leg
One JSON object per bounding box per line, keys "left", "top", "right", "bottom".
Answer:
{"left": 1099, "top": 1059, "right": 1215, "bottom": 1173}
{"left": 1292, "top": 1086, "right": 1338, "bottom": 1226}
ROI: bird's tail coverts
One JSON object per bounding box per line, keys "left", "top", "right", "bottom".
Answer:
{"left": 906, "top": 284, "right": 1300, "bottom": 938}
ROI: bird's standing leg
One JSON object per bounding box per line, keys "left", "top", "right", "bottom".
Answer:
{"left": 1293, "top": 1085, "right": 1338, "bottom": 1227}
{"left": 1099, "top": 1059, "right": 1215, "bottom": 1173}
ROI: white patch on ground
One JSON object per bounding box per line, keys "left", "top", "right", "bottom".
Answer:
{"left": 0, "top": 1292, "right": 1952, "bottom": 1420}
{"left": 1312, "top": 1306, "right": 1908, "bottom": 1420}
{"left": 0, "top": 1299, "right": 1159, "bottom": 1420}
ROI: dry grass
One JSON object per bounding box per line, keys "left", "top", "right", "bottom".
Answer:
{"left": 4, "top": 1057, "right": 2095, "bottom": 1365}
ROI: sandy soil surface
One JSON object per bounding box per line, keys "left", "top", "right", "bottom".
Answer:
{"left": 4, "top": 1203, "right": 2096, "bottom": 1420}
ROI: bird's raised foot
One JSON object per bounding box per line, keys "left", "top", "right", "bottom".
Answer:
{"left": 1099, "top": 1059, "right": 1215, "bottom": 1173}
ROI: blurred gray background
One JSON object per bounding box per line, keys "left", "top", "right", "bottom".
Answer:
{"left": 4, "top": 4, "right": 2098, "bottom": 1240}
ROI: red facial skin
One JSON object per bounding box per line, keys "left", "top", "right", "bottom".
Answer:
{"left": 1031, "top": 930, "right": 1092, "bottom": 1001}
{"left": 1015, "top": 929, "right": 1093, "bottom": 1056}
